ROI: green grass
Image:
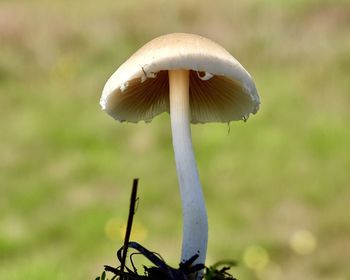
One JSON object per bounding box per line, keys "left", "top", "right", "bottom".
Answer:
{"left": 1, "top": 0, "right": 350, "bottom": 279}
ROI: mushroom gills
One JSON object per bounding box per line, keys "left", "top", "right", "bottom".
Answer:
{"left": 107, "top": 70, "right": 254, "bottom": 124}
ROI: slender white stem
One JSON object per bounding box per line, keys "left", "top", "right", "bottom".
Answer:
{"left": 168, "top": 69, "right": 208, "bottom": 266}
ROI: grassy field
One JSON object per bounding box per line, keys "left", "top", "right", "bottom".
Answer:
{"left": 1, "top": 0, "right": 350, "bottom": 279}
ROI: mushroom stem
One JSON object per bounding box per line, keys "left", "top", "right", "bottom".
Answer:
{"left": 168, "top": 69, "right": 208, "bottom": 266}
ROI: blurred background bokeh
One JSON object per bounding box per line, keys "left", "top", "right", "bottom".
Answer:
{"left": 1, "top": 0, "right": 349, "bottom": 279}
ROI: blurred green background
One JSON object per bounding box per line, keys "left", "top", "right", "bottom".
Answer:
{"left": 1, "top": 0, "right": 349, "bottom": 279}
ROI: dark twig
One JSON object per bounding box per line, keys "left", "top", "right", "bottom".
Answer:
{"left": 120, "top": 178, "right": 139, "bottom": 280}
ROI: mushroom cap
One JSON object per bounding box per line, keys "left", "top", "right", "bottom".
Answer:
{"left": 101, "top": 33, "right": 260, "bottom": 123}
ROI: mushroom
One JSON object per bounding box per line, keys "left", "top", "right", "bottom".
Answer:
{"left": 100, "top": 33, "right": 260, "bottom": 267}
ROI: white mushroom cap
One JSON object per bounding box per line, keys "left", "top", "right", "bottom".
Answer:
{"left": 101, "top": 33, "right": 260, "bottom": 123}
